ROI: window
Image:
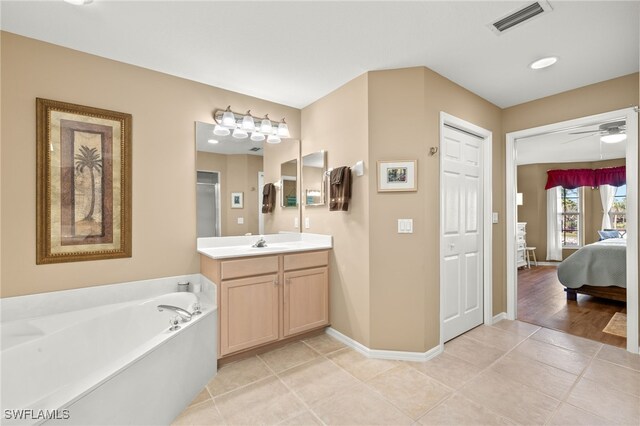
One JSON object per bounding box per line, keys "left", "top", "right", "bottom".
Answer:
{"left": 609, "top": 184, "right": 627, "bottom": 232}
{"left": 560, "top": 187, "right": 581, "bottom": 248}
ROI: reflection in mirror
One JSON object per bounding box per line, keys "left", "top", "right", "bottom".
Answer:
{"left": 280, "top": 159, "right": 298, "bottom": 208}
{"left": 302, "top": 151, "right": 327, "bottom": 206}
{"left": 196, "top": 121, "right": 265, "bottom": 237}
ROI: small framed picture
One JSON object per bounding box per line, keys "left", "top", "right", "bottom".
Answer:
{"left": 377, "top": 160, "right": 417, "bottom": 192}
{"left": 231, "top": 192, "right": 244, "bottom": 209}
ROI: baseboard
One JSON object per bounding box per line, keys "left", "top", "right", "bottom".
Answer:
{"left": 533, "top": 261, "right": 560, "bottom": 266}
{"left": 325, "top": 327, "right": 443, "bottom": 362}
{"left": 492, "top": 312, "right": 508, "bottom": 323}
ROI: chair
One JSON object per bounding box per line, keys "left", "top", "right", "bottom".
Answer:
{"left": 525, "top": 247, "right": 537, "bottom": 268}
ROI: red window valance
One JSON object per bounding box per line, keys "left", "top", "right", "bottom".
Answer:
{"left": 545, "top": 166, "right": 626, "bottom": 190}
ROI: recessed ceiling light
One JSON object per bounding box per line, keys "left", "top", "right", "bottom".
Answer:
{"left": 529, "top": 56, "right": 558, "bottom": 70}
{"left": 207, "top": 139, "right": 219, "bottom": 144}
{"left": 64, "top": 0, "right": 93, "bottom": 5}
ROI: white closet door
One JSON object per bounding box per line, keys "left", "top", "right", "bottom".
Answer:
{"left": 441, "top": 126, "right": 484, "bottom": 342}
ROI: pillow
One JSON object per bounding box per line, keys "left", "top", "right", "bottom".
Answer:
{"left": 598, "top": 230, "right": 621, "bottom": 240}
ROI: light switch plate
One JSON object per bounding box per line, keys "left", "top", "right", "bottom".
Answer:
{"left": 397, "top": 219, "right": 413, "bottom": 233}
{"left": 492, "top": 212, "right": 498, "bottom": 224}
{"left": 237, "top": 217, "right": 244, "bottom": 225}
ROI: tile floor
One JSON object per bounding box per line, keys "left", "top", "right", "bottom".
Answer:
{"left": 172, "top": 321, "right": 640, "bottom": 425}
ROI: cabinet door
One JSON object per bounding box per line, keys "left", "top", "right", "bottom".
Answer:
{"left": 283, "top": 267, "right": 329, "bottom": 337}
{"left": 220, "top": 274, "right": 279, "bottom": 356}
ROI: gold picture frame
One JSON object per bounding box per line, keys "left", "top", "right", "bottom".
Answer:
{"left": 377, "top": 160, "right": 417, "bottom": 192}
{"left": 36, "top": 98, "right": 132, "bottom": 264}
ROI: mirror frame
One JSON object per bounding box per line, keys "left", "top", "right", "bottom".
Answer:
{"left": 301, "top": 150, "right": 327, "bottom": 206}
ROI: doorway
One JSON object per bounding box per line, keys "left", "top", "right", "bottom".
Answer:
{"left": 506, "top": 107, "right": 638, "bottom": 353}
{"left": 196, "top": 170, "right": 221, "bottom": 238}
{"left": 439, "top": 112, "right": 493, "bottom": 343}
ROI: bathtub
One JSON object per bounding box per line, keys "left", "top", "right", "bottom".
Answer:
{"left": 1, "top": 288, "right": 217, "bottom": 425}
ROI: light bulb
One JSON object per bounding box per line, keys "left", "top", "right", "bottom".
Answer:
{"left": 277, "top": 120, "right": 290, "bottom": 138}
{"left": 208, "top": 139, "right": 219, "bottom": 144}
{"left": 241, "top": 111, "right": 255, "bottom": 131}
{"left": 260, "top": 116, "right": 272, "bottom": 134}
{"left": 221, "top": 107, "right": 236, "bottom": 128}
{"left": 232, "top": 128, "right": 248, "bottom": 139}
{"left": 267, "top": 134, "right": 281, "bottom": 144}
{"left": 213, "top": 125, "right": 230, "bottom": 136}
{"left": 250, "top": 132, "right": 265, "bottom": 142}
{"left": 601, "top": 133, "right": 627, "bottom": 144}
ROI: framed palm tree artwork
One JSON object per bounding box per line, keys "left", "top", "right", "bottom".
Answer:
{"left": 36, "top": 98, "right": 132, "bottom": 264}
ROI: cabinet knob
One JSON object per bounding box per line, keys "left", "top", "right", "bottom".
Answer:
{"left": 274, "top": 277, "right": 279, "bottom": 285}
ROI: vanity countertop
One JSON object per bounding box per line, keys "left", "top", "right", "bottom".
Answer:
{"left": 197, "top": 233, "right": 332, "bottom": 260}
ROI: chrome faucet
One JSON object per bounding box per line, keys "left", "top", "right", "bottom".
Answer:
{"left": 252, "top": 237, "right": 267, "bottom": 248}
{"left": 157, "top": 305, "right": 192, "bottom": 322}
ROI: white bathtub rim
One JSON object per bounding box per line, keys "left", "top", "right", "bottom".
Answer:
{"left": 1, "top": 292, "right": 216, "bottom": 416}
{"left": 17, "top": 305, "right": 217, "bottom": 419}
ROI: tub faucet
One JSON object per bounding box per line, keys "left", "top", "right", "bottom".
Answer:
{"left": 157, "top": 305, "right": 192, "bottom": 322}
{"left": 252, "top": 237, "right": 267, "bottom": 248}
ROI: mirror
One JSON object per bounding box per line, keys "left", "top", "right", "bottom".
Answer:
{"left": 195, "top": 121, "right": 300, "bottom": 237}
{"left": 280, "top": 159, "right": 298, "bottom": 208}
{"left": 302, "top": 151, "right": 327, "bottom": 206}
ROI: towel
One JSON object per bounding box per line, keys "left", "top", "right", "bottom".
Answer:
{"left": 262, "top": 183, "right": 276, "bottom": 213}
{"left": 329, "top": 166, "right": 351, "bottom": 211}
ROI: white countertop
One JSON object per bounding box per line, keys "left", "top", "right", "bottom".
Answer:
{"left": 197, "top": 233, "right": 332, "bottom": 260}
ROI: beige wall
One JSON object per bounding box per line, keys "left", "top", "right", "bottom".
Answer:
{"left": 368, "top": 68, "right": 503, "bottom": 351}
{"left": 196, "top": 152, "right": 263, "bottom": 236}
{"left": 517, "top": 159, "right": 626, "bottom": 262}
{"left": 300, "top": 68, "right": 502, "bottom": 352}
{"left": 0, "top": 32, "right": 300, "bottom": 297}
{"left": 301, "top": 74, "right": 371, "bottom": 346}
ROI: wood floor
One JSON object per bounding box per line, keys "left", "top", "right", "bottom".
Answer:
{"left": 517, "top": 265, "right": 627, "bottom": 348}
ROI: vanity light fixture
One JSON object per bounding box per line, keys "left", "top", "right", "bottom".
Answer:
{"left": 251, "top": 132, "right": 266, "bottom": 142}
{"left": 213, "top": 125, "right": 230, "bottom": 136}
{"left": 267, "top": 134, "right": 281, "bottom": 144}
{"left": 221, "top": 106, "right": 236, "bottom": 128}
{"left": 529, "top": 56, "right": 557, "bottom": 70}
{"left": 277, "top": 119, "right": 290, "bottom": 138}
{"left": 241, "top": 111, "right": 255, "bottom": 131}
{"left": 213, "top": 107, "right": 290, "bottom": 144}
{"left": 260, "top": 115, "right": 273, "bottom": 134}
{"left": 232, "top": 128, "right": 248, "bottom": 139}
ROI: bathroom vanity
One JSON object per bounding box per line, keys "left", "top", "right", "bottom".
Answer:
{"left": 198, "top": 234, "right": 332, "bottom": 360}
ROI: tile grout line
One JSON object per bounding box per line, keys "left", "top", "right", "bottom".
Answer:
{"left": 542, "top": 343, "right": 606, "bottom": 425}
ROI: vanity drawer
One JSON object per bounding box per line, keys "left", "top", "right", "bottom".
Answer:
{"left": 284, "top": 251, "right": 329, "bottom": 271}
{"left": 221, "top": 256, "right": 279, "bottom": 280}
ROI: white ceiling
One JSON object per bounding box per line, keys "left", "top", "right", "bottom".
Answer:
{"left": 516, "top": 118, "right": 627, "bottom": 165}
{"left": 1, "top": 1, "right": 638, "bottom": 109}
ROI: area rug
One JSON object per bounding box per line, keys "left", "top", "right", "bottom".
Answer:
{"left": 603, "top": 312, "right": 626, "bottom": 337}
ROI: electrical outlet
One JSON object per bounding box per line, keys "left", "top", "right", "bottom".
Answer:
{"left": 492, "top": 212, "right": 498, "bottom": 224}
{"left": 305, "top": 217, "right": 310, "bottom": 229}
{"left": 237, "top": 217, "right": 244, "bottom": 225}
{"left": 294, "top": 217, "right": 299, "bottom": 228}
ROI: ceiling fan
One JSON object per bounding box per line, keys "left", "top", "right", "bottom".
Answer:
{"left": 568, "top": 120, "right": 627, "bottom": 143}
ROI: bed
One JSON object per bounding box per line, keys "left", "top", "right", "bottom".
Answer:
{"left": 557, "top": 238, "right": 627, "bottom": 302}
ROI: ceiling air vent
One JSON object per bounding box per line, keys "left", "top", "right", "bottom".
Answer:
{"left": 488, "top": 1, "right": 552, "bottom": 35}
{"left": 249, "top": 147, "right": 261, "bottom": 152}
